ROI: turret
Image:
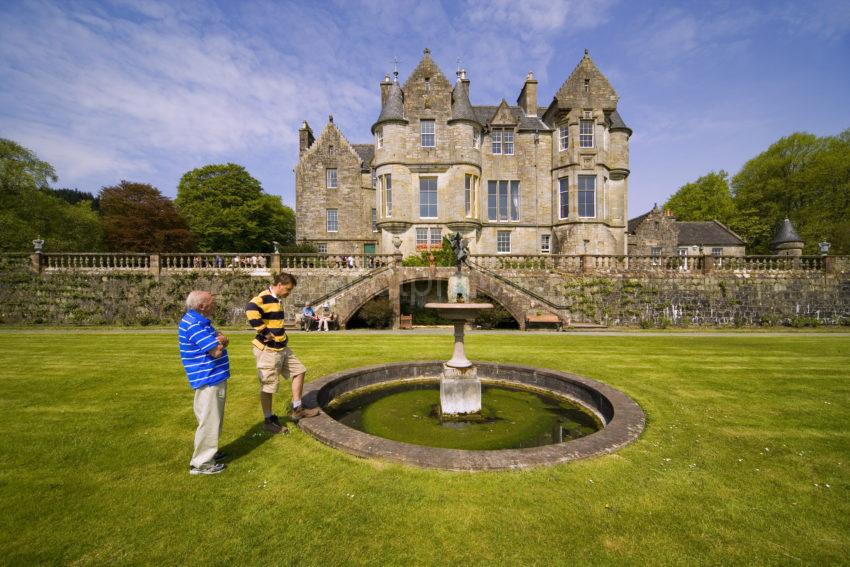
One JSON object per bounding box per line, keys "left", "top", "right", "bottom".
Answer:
{"left": 771, "top": 218, "right": 805, "bottom": 256}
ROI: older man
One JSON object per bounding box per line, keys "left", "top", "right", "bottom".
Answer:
{"left": 178, "top": 290, "right": 230, "bottom": 475}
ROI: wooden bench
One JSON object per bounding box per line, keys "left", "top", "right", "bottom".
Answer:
{"left": 525, "top": 313, "right": 563, "bottom": 331}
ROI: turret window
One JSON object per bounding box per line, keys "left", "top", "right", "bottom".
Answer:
{"left": 473, "top": 129, "right": 481, "bottom": 149}
{"left": 381, "top": 174, "right": 392, "bottom": 217}
{"left": 376, "top": 129, "right": 383, "bottom": 149}
{"left": 559, "top": 126, "right": 569, "bottom": 151}
{"left": 578, "top": 175, "right": 595, "bottom": 218}
{"left": 326, "top": 168, "right": 337, "bottom": 188}
{"left": 420, "top": 120, "right": 435, "bottom": 147}
{"left": 491, "top": 128, "right": 514, "bottom": 155}
{"left": 464, "top": 174, "right": 479, "bottom": 218}
{"left": 580, "top": 120, "right": 594, "bottom": 148}
{"left": 559, "top": 178, "right": 569, "bottom": 219}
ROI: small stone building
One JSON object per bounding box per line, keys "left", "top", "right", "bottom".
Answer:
{"left": 628, "top": 205, "right": 746, "bottom": 257}
{"left": 770, "top": 218, "right": 805, "bottom": 256}
{"left": 295, "top": 48, "right": 631, "bottom": 257}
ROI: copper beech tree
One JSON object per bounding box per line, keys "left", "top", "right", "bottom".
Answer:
{"left": 99, "top": 181, "right": 196, "bottom": 252}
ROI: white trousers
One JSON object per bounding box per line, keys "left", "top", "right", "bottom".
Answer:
{"left": 190, "top": 381, "right": 227, "bottom": 468}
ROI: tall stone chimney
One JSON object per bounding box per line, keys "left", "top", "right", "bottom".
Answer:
{"left": 298, "top": 121, "right": 314, "bottom": 155}
{"left": 517, "top": 71, "right": 538, "bottom": 117}
{"left": 380, "top": 74, "right": 393, "bottom": 107}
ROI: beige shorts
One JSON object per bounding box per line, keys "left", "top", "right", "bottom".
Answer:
{"left": 253, "top": 346, "right": 307, "bottom": 394}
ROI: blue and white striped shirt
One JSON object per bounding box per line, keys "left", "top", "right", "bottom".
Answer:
{"left": 178, "top": 310, "right": 230, "bottom": 389}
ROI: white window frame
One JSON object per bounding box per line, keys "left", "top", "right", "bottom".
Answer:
{"left": 420, "top": 120, "right": 435, "bottom": 147}
{"left": 491, "top": 128, "right": 514, "bottom": 155}
{"left": 712, "top": 247, "right": 723, "bottom": 256}
{"left": 415, "top": 227, "right": 428, "bottom": 248}
{"left": 473, "top": 129, "right": 481, "bottom": 149}
{"left": 326, "top": 168, "right": 337, "bottom": 189}
{"left": 559, "top": 126, "right": 569, "bottom": 151}
{"left": 558, "top": 178, "right": 569, "bottom": 219}
{"left": 496, "top": 230, "right": 511, "bottom": 254}
{"left": 580, "top": 120, "right": 594, "bottom": 148}
{"left": 376, "top": 129, "right": 383, "bottom": 149}
{"left": 371, "top": 208, "right": 377, "bottom": 232}
{"left": 419, "top": 177, "right": 438, "bottom": 218}
{"left": 326, "top": 209, "right": 338, "bottom": 233}
{"left": 577, "top": 175, "right": 596, "bottom": 218}
{"left": 464, "top": 174, "right": 478, "bottom": 218}
{"left": 540, "top": 234, "right": 551, "bottom": 254}
{"left": 317, "top": 243, "right": 327, "bottom": 254}
{"left": 383, "top": 174, "right": 392, "bottom": 217}
{"left": 429, "top": 227, "right": 441, "bottom": 247}
{"left": 487, "top": 180, "right": 519, "bottom": 222}
{"left": 491, "top": 129, "right": 501, "bottom": 154}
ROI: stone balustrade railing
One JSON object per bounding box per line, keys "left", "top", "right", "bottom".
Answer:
{"left": 22, "top": 251, "right": 847, "bottom": 276}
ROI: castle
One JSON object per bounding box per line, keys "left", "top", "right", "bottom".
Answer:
{"left": 295, "top": 48, "right": 631, "bottom": 257}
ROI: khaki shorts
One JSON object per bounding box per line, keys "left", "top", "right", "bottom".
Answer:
{"left": 253, "top": 346, "right": 307, "bottom": 394}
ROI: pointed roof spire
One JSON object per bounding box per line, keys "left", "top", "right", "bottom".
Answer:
{"left": 771, "top": 218, "right": 803, "bottom": 246}
{"left": 372, "top": 79, "right": 407, "bottom": 133}
{"left": 450, "top": 69, "right": 478, "bottom": 124}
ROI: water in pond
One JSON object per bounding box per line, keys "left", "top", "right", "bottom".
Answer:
{"left": 325, "top": 381, "right": 602, "bottom": 450}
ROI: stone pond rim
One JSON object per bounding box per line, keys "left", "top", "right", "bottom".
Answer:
{"left": 299, "top": 361, "right": 646, "bottom": 471}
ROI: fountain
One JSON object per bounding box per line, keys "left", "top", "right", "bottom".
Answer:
{"left": 297, "top": 234, "right": 645, "bottom": 470}
{"left": 425, "top": 233, "right": 491, "bottom": 416}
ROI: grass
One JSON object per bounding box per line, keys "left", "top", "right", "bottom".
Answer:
{"left": 0, "top": 332, "right": 848, "bottom": 565}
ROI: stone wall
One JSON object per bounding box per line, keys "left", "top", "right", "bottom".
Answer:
{"left": 2, "top": 254, "right": 847, "bottom": 328}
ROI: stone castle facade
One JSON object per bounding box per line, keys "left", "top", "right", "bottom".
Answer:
{"left": 295, "top": 48, "right": 631, "bottom": 257}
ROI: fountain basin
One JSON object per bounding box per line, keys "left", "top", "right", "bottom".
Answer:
{"left": 299, "top": 361, "right": 645, "bottom": 471}
{"left": 424, "top": 302, "right": 493, "bottom": 321}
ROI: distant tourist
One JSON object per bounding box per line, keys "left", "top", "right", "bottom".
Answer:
{"left": 318, "top": 302, "right": 333, "bottom": 332}
{"left": 302, "top": 302, "right": 317, "bottom": 331}
{"left": 245, "top": 273, "right": 319, "bottom": 435}
{"left": 178, "top": 290, "right": 230, "bottom": 475}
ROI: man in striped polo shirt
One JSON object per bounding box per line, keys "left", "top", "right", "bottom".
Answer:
{"left": 246, "top": 273, "right": 319, "bottom": 434}
{"left": 178, "top": 290, "right": 230, "bottom": 475}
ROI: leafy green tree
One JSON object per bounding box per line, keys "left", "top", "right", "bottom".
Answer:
{"left": 100, "top": 181, "right": 195, "bottom": 252}
{"left": 664, "top": 171, "right": 737, "bottom": 225}
{"left": 732, "top": 131, "right": 850, "bottom": 254}
{"left": 175, "top": 163, "right": 295, "bottom": 251}
{"left": 0, "top": 138, "right": 102, "bottom": 252}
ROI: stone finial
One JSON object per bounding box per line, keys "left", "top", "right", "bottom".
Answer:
{"left": 328, "top": 114, "right": 334, "bottom": 123}
{"left": 527, "top": 71, "right": 535, "bottom": 81}
{"left": 584, "top": 48, "right": 589, "bottom": 55}
{"left": 424, "top": 47, "right": 431, "bottom": 54}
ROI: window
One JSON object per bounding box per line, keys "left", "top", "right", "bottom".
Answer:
{"left": 487, "top": 180, "right": 519, "bottom": 221}
{"left": 559, "top": 126, "right": 569, "bottom": 151}
{"left": 317, "top": 243, "right": 327, "bottom": 254}
{"left": 541, "top": 234, "right": 551, "bottom": 254}
{"left": 382, "top": 174, "right": 392, "bottom": 217}
{"left": 578, "top": 175, "right": 595, "bottom": 218}
{"left": 371, "top": 208, "right": 377, "bottom": 232}
{"left": 419, "top": 177, "right": 437, "bottom": 218}
{"left": 678, "top": 247, "right": 688, "bottom": 256}
{"left": 421, "top": 120, "right": 435, "bottom": 147}
{"left": 416, "top": 227, "right": 441, "bottom": 250}
{"left": 558, "top": 178, "right": 569, "bottom": 219}
{"left": 464, "top": 174, "right": 478, "bottom": 218}
{"left": 371, "top": 170, "right": 377, "bottom": 188}
{"left": 326, "top": 168, "right": 337, "bottom": 188}
{"left": 584, "top": 78, "right": 590, "bottom": 93}
{"left": 424, "top": 77, "right": 430, "bottom": 93}
{"left": 580, "top": 120, "right": 594, "bottom": 148}
{"left": 376, "top": 129, "right": 383, "bottom": 149}
{"left": 712, "top": 247, "right": 723, "bottom": 256}
{"left": 651, "top": 247, "right": 662, "bottom": 257}
{"left": 497, "top": 231, "right": 511, "bottom": 253}
{"left": 326, "top": 209, "right": 338, "bottom": 232}
{"left": 473, "top": 129, "right": 481, "bottom": 149}
{"left": 491, "top": 128, "right": 514, "bottom": 155}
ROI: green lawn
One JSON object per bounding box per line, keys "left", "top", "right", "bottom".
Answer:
{"left": 0, "top": 332, "right": 848, "bottom": 565}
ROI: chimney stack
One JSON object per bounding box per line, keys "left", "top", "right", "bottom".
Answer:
{"left": 299, "top": 121, "right": 314, "bottom": 155}
{"left": 517, "top": 71, "right": 538, "bottom": 117}
{"left": 380, "top": 74, "right": 392, "bottom": 106}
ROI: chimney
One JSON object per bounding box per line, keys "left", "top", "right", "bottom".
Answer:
{"left": 298, "top": 121, "right": 314, "bottom": 155}
{"left": 517, "top": 71, "right": 538, "bottom": 117}
{"left": 380, "top": 74, "right": 392, "bottom": 107}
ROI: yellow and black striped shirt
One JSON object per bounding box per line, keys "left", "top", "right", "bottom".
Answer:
{"left": 246, "top": 288, "right": 288, "bottom": 350}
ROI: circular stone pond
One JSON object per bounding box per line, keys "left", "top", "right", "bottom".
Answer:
{"left": 300, "top": 361, "right": 645, "bottom": 471}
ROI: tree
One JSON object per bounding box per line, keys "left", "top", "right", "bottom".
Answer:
{"left": 732, "top": 131, "right": 850, "bottom": 254}
{"left": 664, "top": 171, "right": 737, "bottom": 225}
{"left": 100, "top": 181, "right": 196, "bottom": 252}
{"left": 0, "top": 138, "right": 102, "bottom": 252}
{"left": 175, "top": 163, "right": 295, "bottom": 251}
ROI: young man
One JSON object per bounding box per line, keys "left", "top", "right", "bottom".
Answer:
{"left": 178, "top": 290, "right": 230, "bottom": 475}
{"left": 246, "top": 273, "right": 319, "bottom": 434}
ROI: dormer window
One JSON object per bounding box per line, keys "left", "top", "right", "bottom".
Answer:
{"left": 491, "top": 128, "right": 514, "bottom": 155}
{"left": 421, "top": 120, "right": 435, "bottom": 147}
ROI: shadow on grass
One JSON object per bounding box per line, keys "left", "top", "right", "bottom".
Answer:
{"left": 218, "top": 422, "right": 278, "bottom": 463}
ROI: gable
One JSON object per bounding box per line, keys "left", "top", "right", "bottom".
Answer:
{"left": 490, "top": 100, "right": 518, "bottom": 126}
{"left": 554, "top": 51, "right": 618, "bottom": 111}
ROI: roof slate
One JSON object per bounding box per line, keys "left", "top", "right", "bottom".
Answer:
{"left": 351, "top": 144, "right": 374, "bottom": 171}
{"left": 373, "top": 81, "right": 406, "bottom": 131}
{"left": 472, "top": 105, "right": 550, "bottom": 131}
{"left": 771, "top": 218, "right": 803, "bottom": 245}
{"left": 451, "top": 80, "right": 478, "bottom": 123}
{"left": 677, "top": 221, "right": 745, "bottom": 246}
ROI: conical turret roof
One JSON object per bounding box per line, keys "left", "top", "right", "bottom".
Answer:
{"left": 450, "top": 76, "right": 478, "bottom": 124}
{"left": 771, "top": 218, "right": 803, "bottom": 246}
{"left": 372, "top": 79, "right": 407, "bottom": 133}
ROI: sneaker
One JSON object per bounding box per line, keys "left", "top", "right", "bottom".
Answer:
{"left": 189, "top": 462, "right": 226, "bottom": 475}
{"left": 213, "top": 451, "right": 227, "bottom": 462}
{"left": 263, "top": 414, "right": 288, "bottom": 434}
{"left": 290, "top": 405, "right": 320, "bottom": 421}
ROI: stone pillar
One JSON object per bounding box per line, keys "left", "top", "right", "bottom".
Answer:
{"left": 702, "top": 254, "right": 714, "bottom": 274}
{"left": 149, "top": 253, "right": 161, "bottom": 280}
{"left": 581, "top": 255, "right": 594, "bottom": 274}
{"left": 30, "top": 253, "right": 42, "bottom": 274}
{"left": 389, "top": 267, "right": 401, "bottom": 330}
{"left": 825, "top": 256, "right": 835, "bottom": 274}
{"left": 271, "top": 253, "right": 281, "bottom": 273}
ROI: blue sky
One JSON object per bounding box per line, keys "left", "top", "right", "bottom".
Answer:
{"left": 2, "top": 0, "right": 849, "bottom": 217}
